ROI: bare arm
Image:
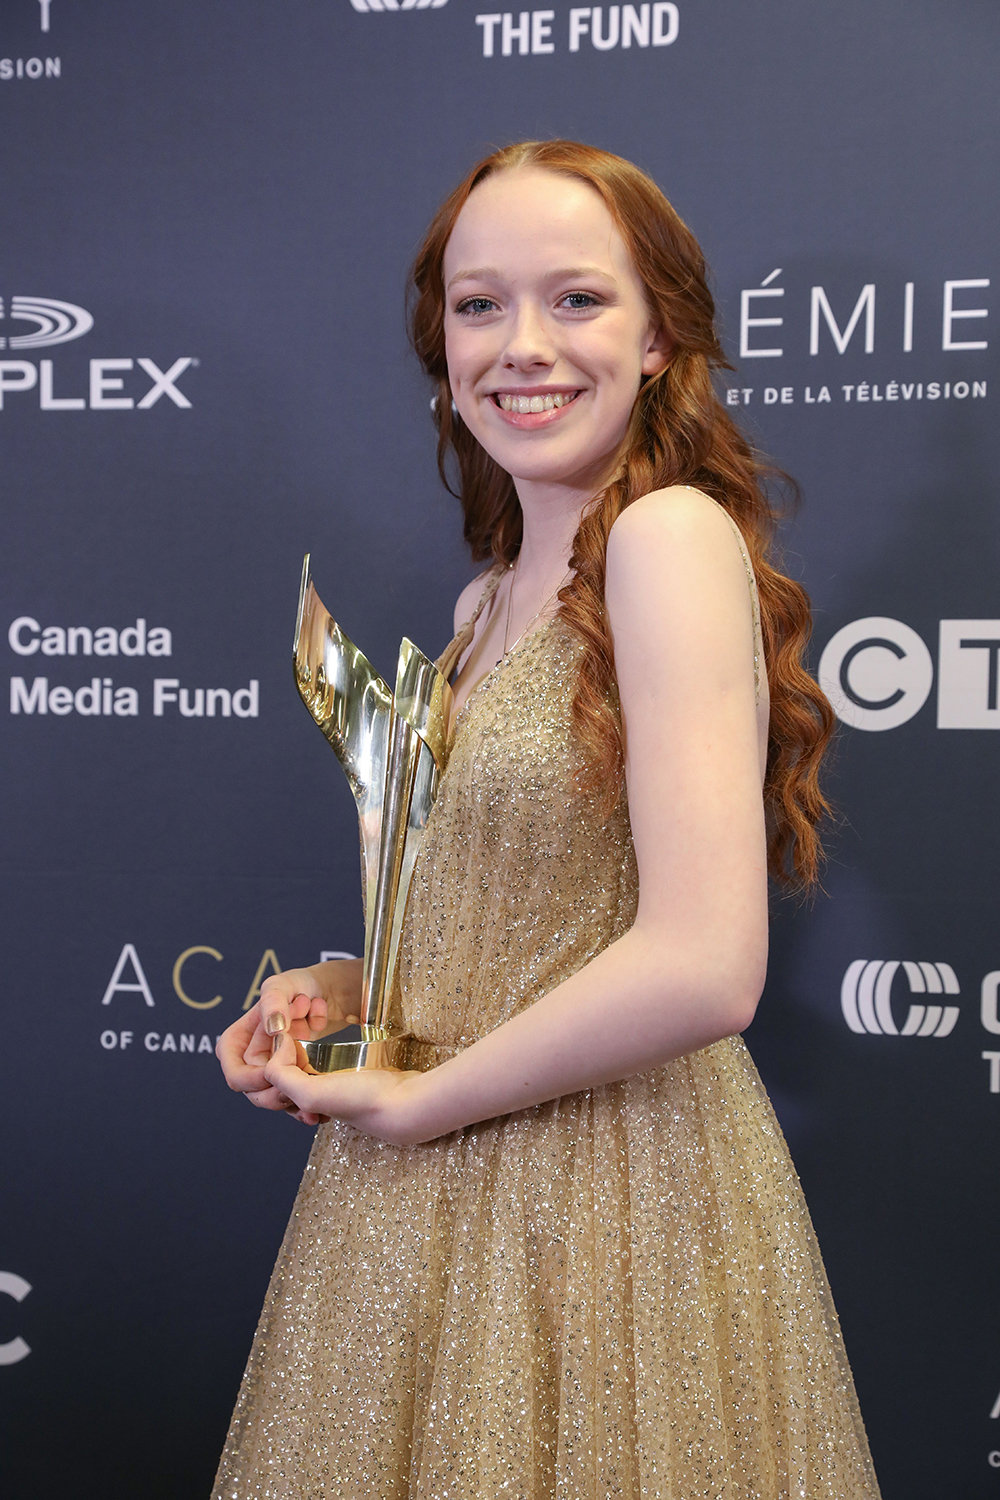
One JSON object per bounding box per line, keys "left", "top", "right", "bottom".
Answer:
{"left": 264, "top": 488, "right": 769, "bottom": 1141}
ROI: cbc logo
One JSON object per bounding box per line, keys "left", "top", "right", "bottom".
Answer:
{"left": 0, "top": 296, "right": 93, "bottom": 349}
{"left": 819, "top": 616, "right": 1000, "bottom": 732}
{"left": 841, "top": 959, "right": 959, "bottom": 1037}
{"left": 0, "top": 1272, "right": 31, "bottom": 1365}
{"left": 349, "top": 0, "right": 447, "bottom": 10}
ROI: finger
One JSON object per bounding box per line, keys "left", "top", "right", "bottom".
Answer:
{"left": 244, "top": 1084, "right": 294, "bottom": 1112}
{"left": 218, "top": 1008, "right": 258, "bottom": 1057}
{"left": 218, "top": 1012, "right": 270, "bottom": 1092}
{"left": 265, "top": 986, "right": 319, "bottom": 1036}
{"left": 260, "top": 988, "right": 294, "bottom": 1037}
{"left": 242, "top": 1020, "right": 274, "bottom": 1069}
{"left": 288, "top": 996, "right": 324, "bottom": 1041}
{"left": 263, "top": 1032, "right": 320, "bottom": 1112}
{"left": 306, "top": 994, "right": 329, "bottom": 1033}
{"left": 290, "top": 1034, "right": 320, "bottom": 1075}
{"left": 287, "top": 1108, "right": 327, "bottom": 1126}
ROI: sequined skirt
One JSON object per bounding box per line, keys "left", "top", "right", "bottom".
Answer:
{"left": 212, "top": 1034, "right": 878, "bottom": 1500}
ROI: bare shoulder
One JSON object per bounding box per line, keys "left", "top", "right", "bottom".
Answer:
{"left": 453, "top": 568, "right": 496, "bottom": 636}
{"left": 607, "top": 486, "right": 747, "bottom": 602}
{"left": 609, "top": 485, "right": 736, "bottom": 561}
{"left": 606, "top": 487, "right": 759, "bottom": 707}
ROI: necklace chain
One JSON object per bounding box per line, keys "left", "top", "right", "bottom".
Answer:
{"left": 497, "top": 557, "right": 571, "bottom": 667}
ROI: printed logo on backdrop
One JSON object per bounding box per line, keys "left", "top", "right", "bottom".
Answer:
{"left": 0, "top": 297, "right": 91, "bottom": 348}
{"left": 724, "top": 271, "right": 988, "bottom": 410}
{"left": 8, "top": 613, "right": 259, "bottom": 723}
{"left": 841, "top": 960, "right": 960, "bottom": 1038}
{"left": 818, "top": 618, "right": 1000, "bottom": 731}
{"left": 0, "top": 1272, "right": 31, "bottom": 1367}
{"left": 475, "top": 4, "right": 678, "bottom": 57}
{"left": 350, "top": 0, "right": 447, "bottom": 10}
{"left": 95, "top": 943, "right": 355, "bottom": 1058}
{"left": 0, "top": 296, "right": 196, "bottom": 412}
{"left": 989, "top": 1387, "right": 1000, "bottom": 1480}
{"left": 1, "top": 0, "right": 61, "bottom": 82}
{"left": 841, "top": 962, "right": 1000, "bottom": 1096}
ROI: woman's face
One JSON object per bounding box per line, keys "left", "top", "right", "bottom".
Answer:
{"left": 442, "top": 166, "right": 670, "bottom": 496}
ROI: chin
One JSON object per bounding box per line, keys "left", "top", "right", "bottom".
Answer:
{"left": 478, "top": 433, "right": 601, "bottom": 479}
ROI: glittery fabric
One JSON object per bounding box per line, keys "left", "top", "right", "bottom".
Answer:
{"left": 213, "top": 579, "right": 880, "bottom": 1500}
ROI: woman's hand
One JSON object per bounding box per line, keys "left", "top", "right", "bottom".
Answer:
{"left": 256, "top": 958, "right": 364, "bottom": 1042}
{"left": 216, "top": 959, "right": 364, "bottom": 1124}
{"left": 263, "top": 1031, "right": 428, "bottom": 1145}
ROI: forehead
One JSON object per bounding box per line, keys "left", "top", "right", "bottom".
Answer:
{"left": 443, "top": 166, "right": 634, "bottom": 282}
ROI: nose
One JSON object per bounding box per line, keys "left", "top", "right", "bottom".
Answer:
{"left": 501, "top": 301, "right": 556, "bottom": 371}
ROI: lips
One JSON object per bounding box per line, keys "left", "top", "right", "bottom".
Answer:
{"left": 485, "top": 388, "right": 584, "bottom": 430}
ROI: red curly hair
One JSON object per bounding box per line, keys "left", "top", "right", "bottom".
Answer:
{"left": 409, "top": 140, "right": 834, "bottom": 890}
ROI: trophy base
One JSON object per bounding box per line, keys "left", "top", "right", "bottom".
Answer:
{"left": 303, "top": 1033, "right": 439, "bottom": 1073}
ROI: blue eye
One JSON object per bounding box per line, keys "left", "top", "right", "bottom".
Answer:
{"left": 562, "top": 293, "right": 599, "bottom": 310}
{"left": 457, "top": 297, "right": 497, "bottom": 317}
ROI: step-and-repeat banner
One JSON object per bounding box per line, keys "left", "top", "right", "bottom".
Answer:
{"left": 2, "top": 2, "right": 996, "bottom": 1495}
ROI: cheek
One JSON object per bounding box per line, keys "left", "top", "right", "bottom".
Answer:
{"left": 575, "top": 324, "right": 644, "bottom": 385}
{"left": 444, "top": 330, "right": 480, "bottom": 394}
{"left": 443, "top": 326, "right": 460, "bottom": 382}
{"left": 606, "top": 327, "right": 647, "bottom": 377}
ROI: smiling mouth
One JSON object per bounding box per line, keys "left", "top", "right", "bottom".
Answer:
{"left": 492, "top": 390, "right": 581, "bottom": 414}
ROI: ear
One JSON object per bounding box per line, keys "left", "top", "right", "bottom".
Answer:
{"left": 641, "top": 322, "right": 672, "bottom": 378}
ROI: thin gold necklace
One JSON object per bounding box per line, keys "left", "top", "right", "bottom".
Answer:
{"left": 497, "top": 557, "right": 571, "bottom": 667}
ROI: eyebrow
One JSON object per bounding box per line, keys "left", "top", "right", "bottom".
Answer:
{"left": 446, "top": 267, "right": 500, "bottom": 289}
{"left": 446, "top": 264, "right": 618, "bottom": 290}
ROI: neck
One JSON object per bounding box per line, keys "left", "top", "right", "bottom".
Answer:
{"left": 511, "top": 473, "right": 599, "bottom": 584}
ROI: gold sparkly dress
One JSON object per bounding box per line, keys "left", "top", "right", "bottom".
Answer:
{"left": 213, "top": 568, "right": 881, "bottom": 1500}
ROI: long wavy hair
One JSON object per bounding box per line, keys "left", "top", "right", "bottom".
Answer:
{"left": 408, "top": 140, "right": 834, "bottom": 890}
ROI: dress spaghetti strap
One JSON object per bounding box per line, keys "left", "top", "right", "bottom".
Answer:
{"left": 437, "top": 564, "right": 507, "bottom": 683}
{"left": 682, "top": 486, "right": 763, "bottom": 703}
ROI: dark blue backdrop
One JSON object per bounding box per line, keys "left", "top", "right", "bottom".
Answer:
{"left": 2, "top": 2, "right": 997, "bottom": 1495}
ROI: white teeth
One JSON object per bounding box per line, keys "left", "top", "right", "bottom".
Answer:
{"left": 496, "top": 391, "right": 577, "bottom": 414}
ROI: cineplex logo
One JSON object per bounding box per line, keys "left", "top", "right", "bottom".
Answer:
{"left": 818, "top": 618, "right": 1000, "bottom": 731}
{"left": 0, "top": 296, "right": 91, "bottom": 347}
{"left": 0, "top": 296, "right": 195, "bottom": 411}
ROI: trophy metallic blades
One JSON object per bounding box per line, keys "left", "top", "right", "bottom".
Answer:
{"left": 292, "top": 555, "right": 455, "bottom": 1072}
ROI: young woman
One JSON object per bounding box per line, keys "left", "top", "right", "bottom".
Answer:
{"left": 214, "top": 140, "right": 880, "bottom": 1499}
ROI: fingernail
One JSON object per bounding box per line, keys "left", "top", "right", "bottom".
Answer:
{"left": 271, "top": 1032, "right": 287, "bottom": 1056}
{"left": 265, "top": 1013, "right": 287, "bottom": 1035}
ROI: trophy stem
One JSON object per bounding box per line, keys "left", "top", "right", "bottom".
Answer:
{"left": 360, "top": 710, "right": 420, "bottom": 1031}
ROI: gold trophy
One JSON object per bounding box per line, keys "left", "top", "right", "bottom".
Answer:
{"left": 292, "top": 555, "right": 452, "bottom": 1073}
